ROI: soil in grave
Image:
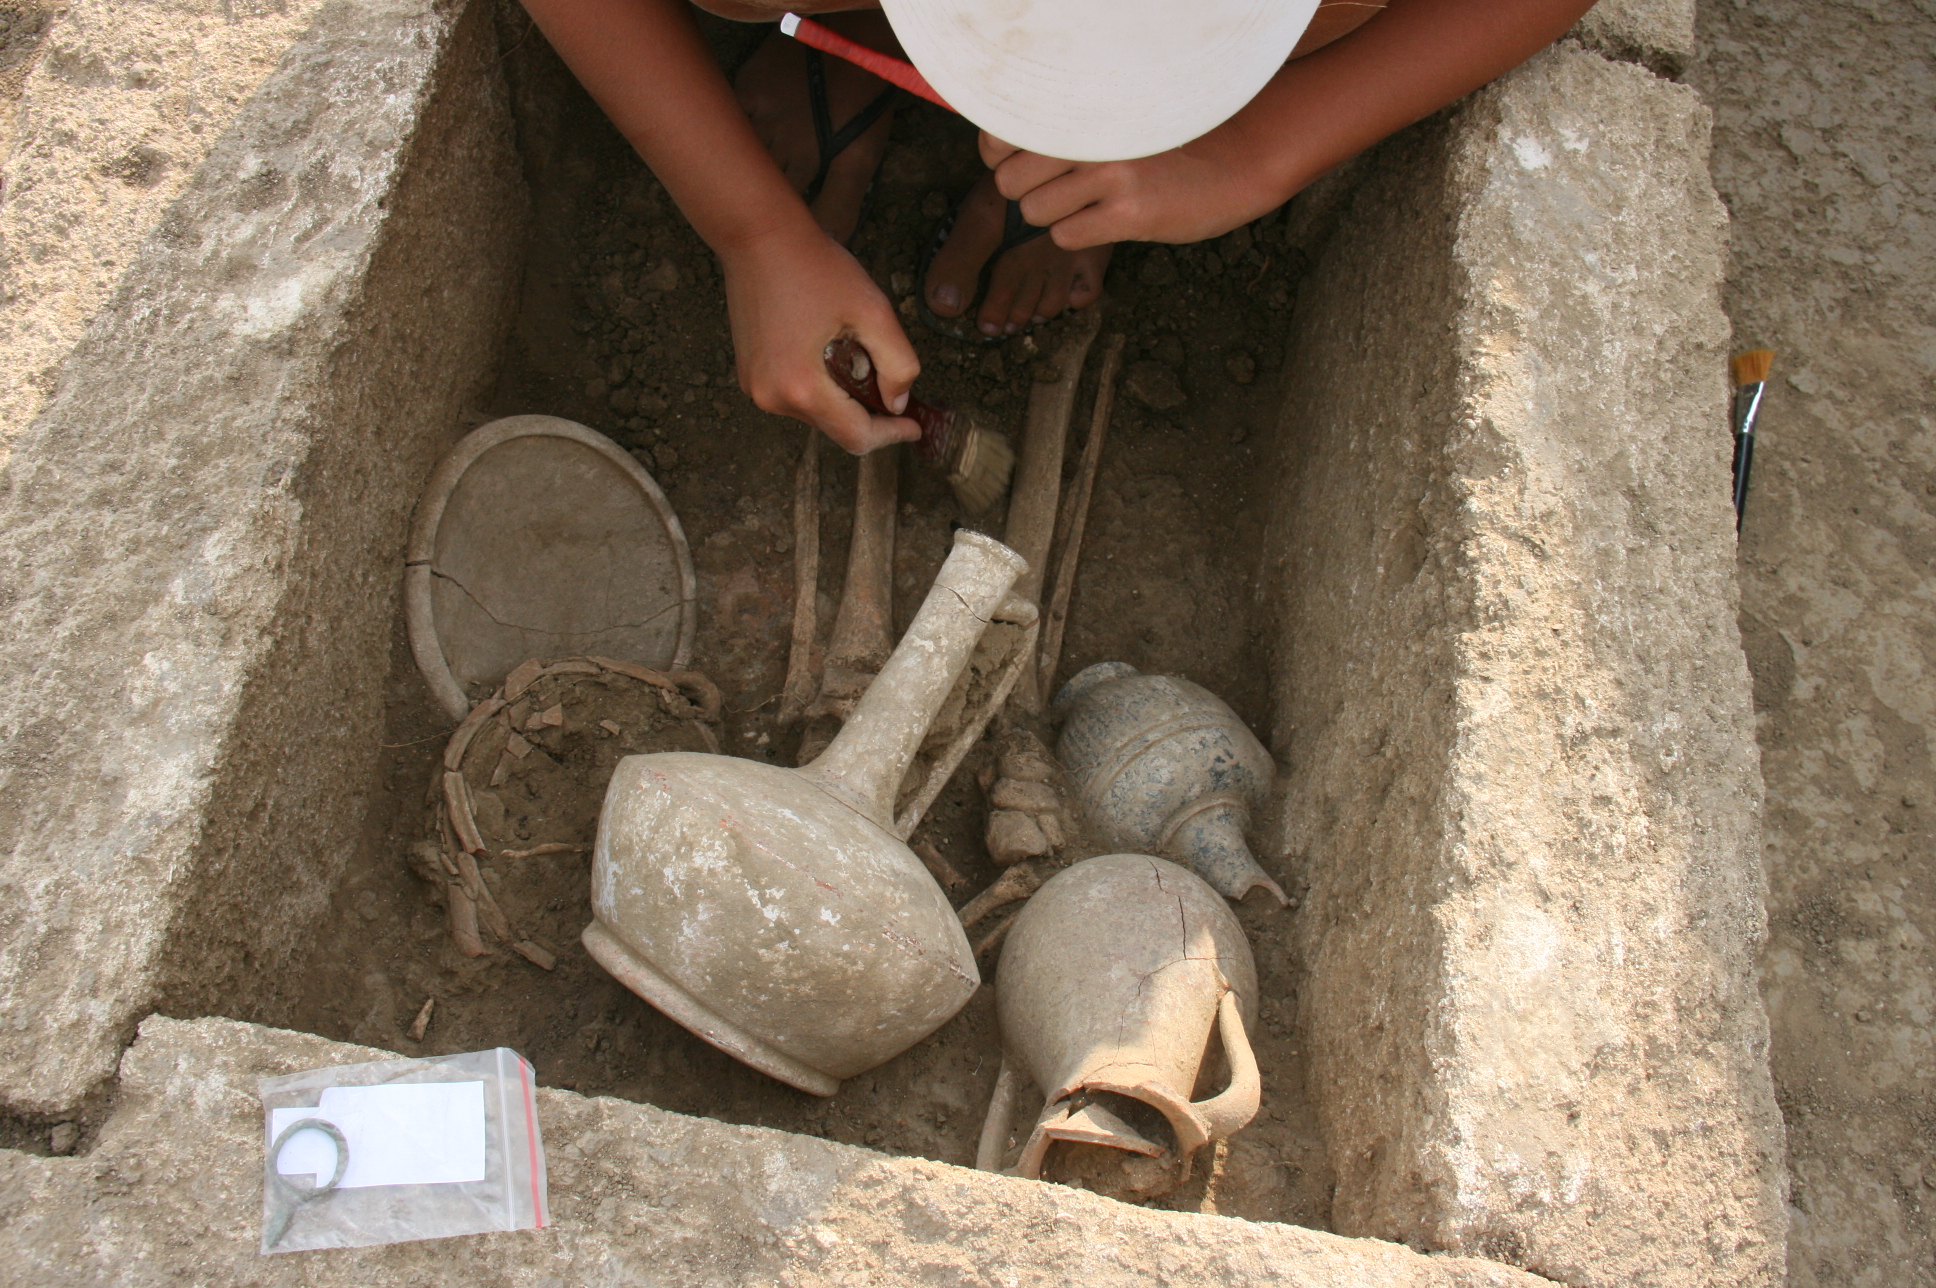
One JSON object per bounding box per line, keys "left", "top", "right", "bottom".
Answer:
{"left": 278, "top": 20, "right": 1333, "bottom": 1228}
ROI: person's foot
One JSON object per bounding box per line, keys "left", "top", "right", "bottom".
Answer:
{"left": 735, "top": 17, "right": 898, "bottom": 246}
{"left": 924, "top": 174, "right": 1112, "bottom": 337}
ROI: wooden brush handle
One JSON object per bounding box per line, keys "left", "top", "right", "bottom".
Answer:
{"left": 824, "top": 337, "right": 953, "bottom": 465}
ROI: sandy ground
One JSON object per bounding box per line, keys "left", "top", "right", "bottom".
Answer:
{"left": 1691, "top": 1, "right": 1936, "bottom": 1282}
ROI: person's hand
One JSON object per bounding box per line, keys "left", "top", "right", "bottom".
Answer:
{"left": 721, "top": 221, "right": 922, "bottom": 453}
{"left": 978, "top": 127, "right": 1294, "bottom": 252}
{"left": 976, "top": 0, "right": 1602, "bottom": 254}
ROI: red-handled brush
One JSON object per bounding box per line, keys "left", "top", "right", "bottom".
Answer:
{"left": 824, "top": 337, "right": 1013, "bottom": 512}
{"left": 780, "top": 13, "right": 954, "bottom": 112}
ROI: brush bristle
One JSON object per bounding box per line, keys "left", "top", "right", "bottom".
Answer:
{"left": 947, "top": 423, "right": 1015, "bottom": 512}
{"left": 1732, "top": 349, "right": 1774, "bottom": 386}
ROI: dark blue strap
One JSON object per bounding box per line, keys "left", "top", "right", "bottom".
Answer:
{"left": 803, "top": 48, "right": 900, "bottom": 207}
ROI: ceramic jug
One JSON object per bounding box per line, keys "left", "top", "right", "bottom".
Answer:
{"left": 1053, "top": 662, "right": 1287, "bottom": 904}
{"left": 585, "top": 530, "right": 1037, "bottom": 1096}
{"left": 978, "top": 854, "right": 1261, "bottom": 1178}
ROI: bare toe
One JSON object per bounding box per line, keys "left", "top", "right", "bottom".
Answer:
{"left": 925, "top": 179, "right": 1007, "bottom": 318}
{"left": 1069, "top": 246, "right": 1112, "bottom": 309}
{"left": 977, "top": 270, "right": 1022, "bottom": 338}
{"left": 1036, "top": 274, "right": 1073, "bottom": 322}
{"left": 924, "top": 175, "right": 1115, "bottom": 336}
{"left": 996, "top": 272, "right": 1048, "bottom": 334}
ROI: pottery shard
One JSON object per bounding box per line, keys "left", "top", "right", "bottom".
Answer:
{"left": 408, "top": 997, "right": 435, "bottom": 1042}
{"left": 986, "top": 810, "right": 1051, "bottom": 867}
{"left": 503, "top": 659, "right": 545, "bottom": 701}
{"left": 470, "top": 790, "right": 507, "bottom": 838}
{"left": 1124, "top": 362, "right": 1187, "bottom": 411}
{"left": 514, "top": 940, "right": 557, "bottom": 971}
{"left": 990, "top": 779, "right": 1059, "bottom": 813}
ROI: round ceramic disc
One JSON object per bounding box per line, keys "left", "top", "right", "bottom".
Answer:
{"left": 405, "top": 416, "right": 695, "bottom": 718}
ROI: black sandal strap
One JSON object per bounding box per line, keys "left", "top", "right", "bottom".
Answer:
{"left": 803, "top": 48, "right": 901, "bottom": 207}
{"left": 999, "top": 199, "right": 1054, "bottom": 256}
{"left": 807, "top": 48, "right": 834, "bottom": 189}
{"left": 826, "top": 84, "right": 898, "bottom": 164}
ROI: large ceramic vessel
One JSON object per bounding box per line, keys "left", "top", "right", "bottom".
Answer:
{"left": 1054, "top": 662, "right": 1287, "bottom": 903}
{"left": 986, "top": 854, "right": 1261, "bottom": 1178}
{"left": 585, "top": 531, "right": 1036, "bottom": 1095}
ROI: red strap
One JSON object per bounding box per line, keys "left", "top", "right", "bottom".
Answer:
{"left": 519, "top": 1055, "right": 544, "bottom": 1228}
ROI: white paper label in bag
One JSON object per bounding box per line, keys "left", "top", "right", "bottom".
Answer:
{"left": 271, "top": 1081, "right": 488, "bottom": 1189}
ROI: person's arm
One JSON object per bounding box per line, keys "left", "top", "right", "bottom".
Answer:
{"left": 517, "top": 0, "right": 919, "bottom": 452}
{"left": 985, "top": 0, "right": 1598, "bottom": 249}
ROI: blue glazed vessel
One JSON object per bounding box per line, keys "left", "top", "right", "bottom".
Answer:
{"left": 1053, "top": 663, "right": 1287, "bottom": 905}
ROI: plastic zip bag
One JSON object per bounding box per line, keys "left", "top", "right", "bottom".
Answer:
{"left": 259, "top": 1046, "right": 548, "bottom": 1253}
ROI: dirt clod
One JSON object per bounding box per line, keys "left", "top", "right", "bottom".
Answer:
{"left": 986, "top": 809, "right": 1050, "bottom": 866}
{"left": 1123, "top": 362, "right": 1187, "bottom": 411}
{"left": 990, "top": 779, "right": 1057, "bottom": 813}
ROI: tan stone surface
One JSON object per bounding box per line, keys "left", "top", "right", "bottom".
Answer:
{"left": 0, "top": 3, "right": 54, "bottom": 163}
{"left": 0, "top": 1016, "right": 1550, "bottom": 1287}
{"left": 0, "top": 0, "right": 522, "bottom": 1114}
{"left": 1571, "top": 0, "right": 1696, "bottom": 73}
{"left": 1265, "top": 43, "right": 1784, "bottom": 1287}
{"left": 1692, "top": 2, "right": 1936, "bottom": 1283}
{"left": 0, "top": 0, "right": 327, "bottom": 469}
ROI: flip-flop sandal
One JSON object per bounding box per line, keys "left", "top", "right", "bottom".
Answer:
{"left": 917, "top": 195, "right": 1055, "bottom": 344}
{"left": 802, "top": 47, "right": 899, "bottom": 246}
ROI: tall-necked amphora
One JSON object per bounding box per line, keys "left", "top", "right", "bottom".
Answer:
{"left": 586, "top": 531, "right": 1034, "bottom": 1095}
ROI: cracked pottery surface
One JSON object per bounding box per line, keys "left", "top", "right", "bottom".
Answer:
{"left": 405, "top": 414, "right": 696, "bottom": 720}
{"left": 587, "top": 532, "right": 1022, "bottom": 1094}
{"left": 993, "top": 854, "right": 1261, "bottom": 1178}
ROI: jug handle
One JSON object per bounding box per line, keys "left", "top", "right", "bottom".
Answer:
{"left": 891, "top": 593, "right": 1041, "bottom": 840}
{"left": 1192, "top": 990, "right": 1262, "bottom": 1140}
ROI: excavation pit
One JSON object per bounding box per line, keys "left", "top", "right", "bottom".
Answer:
{"left": 288, "top": 20, "right": 1328, "bottom": 1222}
{"left": 0, "top": 4, "right": 1787, "bottom": 1285}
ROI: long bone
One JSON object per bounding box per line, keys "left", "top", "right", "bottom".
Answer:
{"left": 956, "top": 859, "right": 1048, "bottom": 929}
{"left": 797, "top": 446, "right": 898, "bottom": 762}
{"left": 1003, "top": 311, "right": 1101, "bottom": 712}
{"left": 777, "top": 431, "right": 821, "bottom": 727}
{"left": 1037, "top": 332, "right": 1125, "bottom": 706}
